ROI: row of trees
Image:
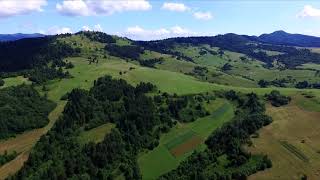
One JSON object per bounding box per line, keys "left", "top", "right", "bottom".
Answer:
{"left": 295, "top": 81, "right": 320, "bottom": 89}
{"left": 160, "top": 91, "right": 273, "bottom": 179}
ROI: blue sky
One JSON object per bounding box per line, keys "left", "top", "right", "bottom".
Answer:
{"left": 1, "top": 0, "right": 320, "bottom": 40}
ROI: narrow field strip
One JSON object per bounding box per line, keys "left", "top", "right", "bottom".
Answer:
{"left": 164, "top": 130, "right": 196, "bottom": 150}
{"left": 279, "top": 141, "right": 309, "bottom": 162}
{"left": 170, "top": 136, "right": 203, "bottom": 157}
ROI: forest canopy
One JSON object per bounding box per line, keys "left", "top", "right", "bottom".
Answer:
{"left": 0, "top": 84, "right": 56, "bottom": 139}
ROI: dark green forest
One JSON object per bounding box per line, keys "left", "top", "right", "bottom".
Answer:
{"left": 9, "top": 76, "right": 272, "bottom": 180}
{"left": 11, "top": 76, "right": 172, "bottom": 179}
{"left": 0, "top": 85, "right": 56, "bottom": 139}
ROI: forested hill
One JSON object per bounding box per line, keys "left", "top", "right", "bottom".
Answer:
{"left": 258, "top": 30, "right": 320, "bottom": 47}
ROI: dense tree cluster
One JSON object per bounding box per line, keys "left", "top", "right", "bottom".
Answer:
{"left": 295, "top": 81, "right": 320, "bottom": 89}
{"left": 0, "top": 151, "right": 18, "bottom": 166}
{"left": 11, "top": 76, "right": 175, "bottom": 179}
{"left": 139, "top": 58, "right": 164, "bottom": 68}
{"left": 258, "top": 78, "right": 294, "bottom": 88}
{"left": 105, "top": 44, "right": 144, "bottom": 60}
{"left": 0, "top": 78, "right": 4, "bottom": 86}
{"left": 266, "top": 90, "right": 291, "bottom": 107}
{"left": 164, "top": 94, "right": 208, "bottom": 122}
{"left": 0, "top": 36, "right": 78, "bottom": 72}
{"left": 160, "top": 91, "right": 273, "bottom": 179}
{"left": 76, "top": 31, "right": 116, "bottom": 44}
{"left": 0, "top": 85, "right": 56, "bottom": 139}
{"left": 221, "top": 63, "right": 233, "bottom": 71}
{"left": 191, "top": 66, "right": 209, "bottom": 77}
{"left": 26, "top": 66, "right": 71, "bottom": 84}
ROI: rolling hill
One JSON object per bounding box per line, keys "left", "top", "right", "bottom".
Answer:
{"left": 0, "top": 31, "right": 319, "bottom": 180}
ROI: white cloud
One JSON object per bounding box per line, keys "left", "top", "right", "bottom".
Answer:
{"left": 162, "top": 2, "right": 189, "bottom": 12}
{"left": 297, "top": 5, "right": 320, "bottom": 18}
{"left": 46, "top": 26, "right": 73, "bottom": 35}
{"left": 122, "top": 25, "right": 198, "bottom": 40}
{"left": 0, "top": 0, "right": 47, "bottom": 18}
{"left": 82, "top": 25, "right": 92, "bottom": 31}
{"left": 81, "top": 24, "right": 103, "bottom": 32}
{"left": 56, "top": 0, "right": 152, "bottom": 16}
{"left": 94, "top": 24, "right": 103, "bottom": 32}
{"left": 193, "top": 11, "right": 212, "bottom": 20}
{"left": 56, "top": 0, "right": 90, "bottom": 16}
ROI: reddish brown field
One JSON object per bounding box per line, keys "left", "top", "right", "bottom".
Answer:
{"left": 170, "top": 136, "right": 203, "bottom": 157}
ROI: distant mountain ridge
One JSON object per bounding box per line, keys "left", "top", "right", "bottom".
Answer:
{"left": 0, "top": 33, "right": 45, "bottom": 42}
{"left": 257, "top": 30, "right": 320, "bottom": 47}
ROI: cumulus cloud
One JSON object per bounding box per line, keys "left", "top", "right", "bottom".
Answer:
{"left": 46, "top": 26, "right": 73, "bottom": 35}
{"left": 82, "top": 24, "right": 103, "bottom": 32}
{"left": 82, "top": 25, "right": 92, "bottom": 31}
{"left": 94, "top": 24, "right": 103, "bottom": 32}
{"left": 161, "top": 2, "right": 189, "bottom": 12}
{"left": 56, "top": 0, "right": 152, "bottom": 16}
{"left": 0, "top": 0, "right": 47, "bottom": 18}
{"left": 56, "top": 0, "right": 90, "bottom": 16}
{"left": 122, "top": 25, "right": 198, "bottom": 40}
{"left": 297, "top": 5, "right": 320, "bottom": 18}
{"left": 193, "top": 11, "right": 212, "bottom": 20}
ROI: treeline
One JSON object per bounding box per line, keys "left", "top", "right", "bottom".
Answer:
{"left": 0, "top": 36, "right": 79, "bottom": 72}
{"left": 77, "top": 31, "right": 116, "bottom": 43}
{"left": 0, "top": 85, "right": 56, "bottom": 139}
{"left": 105, "top": 44, "right": 144, "bottom": 60}
{"left": 136, "top": 34, "right": 320, "bottom": 69}
{"left": 160, "top": 91, "right": 273, "bottom": 179}
{"left": 26, "top": 66, "right": 71, "bottom": 84}
{"left": 139, "top": 58, "right": 164, "bottom": 68}
{"left": 295, "top": 81, "right": 320, "bottom": 89}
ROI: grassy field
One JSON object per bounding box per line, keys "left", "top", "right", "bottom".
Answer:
{"left": 249, "top": 96, "right": 320, "bottom": 180}
{"left": 1, "top": 76, "right": 30, "bottom": 89}
{"left": 78, "top": 123, "right": 115, "bottom": 144}
{"left": 138, "top": 99, "right": 234, "bottom": 179}
{"left": 0, "top": 53, "right": 319, "bottom": 179}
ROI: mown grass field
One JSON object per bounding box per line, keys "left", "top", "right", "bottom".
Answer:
{"left": 1, "top": 76, "right": 30, "bottom": 89}
{"left": 249, "top": 95, "right": 320, "bottom": 180}
{"left": 138, "top": 99, "right": 234, "bottom": 179}
{"left": 78, "top": 123, "right": 115, "bottom": 144}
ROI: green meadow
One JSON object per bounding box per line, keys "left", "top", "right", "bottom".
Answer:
{"left": 138, "top": 99, "right": 234, "bottom": 179}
